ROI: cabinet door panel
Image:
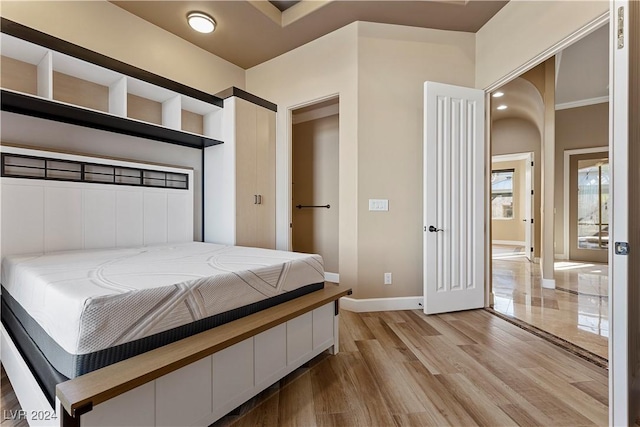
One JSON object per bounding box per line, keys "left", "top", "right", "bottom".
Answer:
{"left": 287, "top": 312, "right": 313, "bottom": 366}
{"left": 156, "top": 357, "right": 212, "bottom": 427}
{"left": 235, "top": 99, "right": 257, "bottom": 246}
{"left": 255, "top": 107, "right": 276, "bottom": 249}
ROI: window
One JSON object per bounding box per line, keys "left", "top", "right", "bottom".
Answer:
{"left": 577, "top": 158, "right": 609, "bottom": 250}
{"left": 491, "top": 169, "right": 514, "bottom": 219}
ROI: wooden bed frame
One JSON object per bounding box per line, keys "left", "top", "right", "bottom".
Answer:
{"left": 0, "top": 145, "right": 350, "bottom": 427}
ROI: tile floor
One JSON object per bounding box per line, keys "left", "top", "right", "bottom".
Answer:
{"left": 491, "top": 245, "right": 609, "bottom": 360}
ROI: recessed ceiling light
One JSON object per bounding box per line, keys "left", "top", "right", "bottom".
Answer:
{"left": 492, "top": 91, "right": 505, "bottom": 98}
{"left": 187, "top": 12, "right": 216, "bottom": 34}
{"left": 497, "top": 105, "right": 508, "bottom": 110}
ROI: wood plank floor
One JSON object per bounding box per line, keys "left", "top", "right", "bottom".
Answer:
{"left": 215, "top": 309, "right": 608, "bottom": 426}
{"left": 1, "top": 309, "right": 609, "bottom": 426}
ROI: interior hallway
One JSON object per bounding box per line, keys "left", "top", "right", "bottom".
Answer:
{"left": 492, "top": 245, "right": 608, "bottom": 361}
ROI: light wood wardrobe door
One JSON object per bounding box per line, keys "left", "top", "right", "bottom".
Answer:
{"left": 235, "top": 99, "right": 258, "bottom": 246}
{"left": 255, "top": 107, "right": 276, "bottom": 249}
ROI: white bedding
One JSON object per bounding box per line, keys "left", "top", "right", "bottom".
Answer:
{"left": 1, "top": 242, "right": 324, "bottom": 355}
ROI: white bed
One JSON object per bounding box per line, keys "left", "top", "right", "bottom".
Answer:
{"left": 0, "top": 145, "right": 348, "bottom": 427}
{"left": 2, "top": 242, "right": 325, "bottom": 378}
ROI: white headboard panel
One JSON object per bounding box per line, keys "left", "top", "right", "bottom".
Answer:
{"left": 1, "top": 146, "right": 194, "bottom": 258}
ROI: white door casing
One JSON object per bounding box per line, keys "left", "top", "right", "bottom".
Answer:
{"left": 525, "top": 152, "right": 534, "bottom": 261}
{"left": 423, "top": 82, "right": 485, "bottom": 315}
{"left": 609, "top": 1, "right": 630, "bottom": 424}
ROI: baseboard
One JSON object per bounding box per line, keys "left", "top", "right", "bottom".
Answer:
{"left": 541, "top": 278, "right": 556, "bottom": 289}
{"left": 555, "top": 253, "right": 568, "bottom": 260}
{"left": 340, "top": 296, "right": 423, "bottom": 312}
{"left": 324, "top": 272, "right": 339, "bottom": 283}
{"left": 492, "top": 240, "right": 526, "bottom": 246}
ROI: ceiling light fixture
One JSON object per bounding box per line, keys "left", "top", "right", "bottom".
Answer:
{"left": 497, "top": 105, "right": 508, "bottom": 110}
{"left": 187, "top": 12, "right": 216, "bottom": 34}
{"left": 492, "top": 91, "right": 505, "bottom": 98}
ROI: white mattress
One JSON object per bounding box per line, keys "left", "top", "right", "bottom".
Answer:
{"left": 1, "top": 242, "right": 324, "bottom": 355}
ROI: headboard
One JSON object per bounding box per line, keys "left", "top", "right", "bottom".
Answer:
{"left": 0, "top": 145, "right": 194, "bottom": 259}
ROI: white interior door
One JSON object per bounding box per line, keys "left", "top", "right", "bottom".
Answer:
{"left": 423, "top": 82, "right": 485, "bottom": 315}
{"left": 524, "top": 153, "right": 534, "bottom": 261}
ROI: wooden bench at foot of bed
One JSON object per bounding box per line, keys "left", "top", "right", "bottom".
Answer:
{"left": 55, "top": 284, "right": 351, "bottom": 427}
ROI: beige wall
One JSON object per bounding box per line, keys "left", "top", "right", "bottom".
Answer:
{"left": 292, "top": 115, "right": 339, "bottom": 273}
{"left": 247, "top": 22, "right": 474, "bottom": 298}
{"left": 356, "top": 23, "right": 475, "bottom": 298}
{"left": 554, "top": 103, "right": 609, "bottom": 257}
{"left": 246, "top": 23, "right": 360, "bottom": 292}
{"left": 492, "top": 118, "right": 541, "bottom": 258}
{"left": 491, "top": 159, "right": 526, "bottom": 243}
{"left": 476, "top": 0, "right": 609, "bottom": 89}
{"left": 0, "top": 1, "right": 245, "bottom": 94}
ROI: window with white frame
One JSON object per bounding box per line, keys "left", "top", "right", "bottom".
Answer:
{"left": 491, "top": 169, "right": 514, "bottom": 219}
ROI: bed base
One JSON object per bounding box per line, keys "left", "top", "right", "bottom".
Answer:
{"left": 2, "top": 286, "right": 350, "bottom": 427}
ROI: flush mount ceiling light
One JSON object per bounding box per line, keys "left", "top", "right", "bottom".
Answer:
{"left": 497, "top": 105, "right": 508, "bottom": 110}
{"left": 492, "top": 91, "right": 505, "bottom": 98}
{"left": 187, "top": 12, "right": 216, "bottom": 33}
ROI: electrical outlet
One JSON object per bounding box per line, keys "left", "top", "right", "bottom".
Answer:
{"left": 384, "top": 272, "right": 392, "bottom": 285}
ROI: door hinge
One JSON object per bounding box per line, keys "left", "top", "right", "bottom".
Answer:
{"left": 424, "top": 226, "right": 427, "bottom": 232}
{"left": 531, "top": 218, "right": 534, "bottom": 224}
{"left": 531, "top": 190, "right": 534, "bottom": 196}
{"left": 531, "top": 161, "right": 534, "bottom": 167}
{"left": 290, "top": 223, "right": 293, "bottom": 228}
{"left": 618, "top": 7, "right": 625, "bottom": 49}
{"left": 531, "top": 247, "right": 534, "bottom": 252}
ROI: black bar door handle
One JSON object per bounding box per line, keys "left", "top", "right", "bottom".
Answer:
{"left": 428, "top": 225, "right": 443, "bottom": 232}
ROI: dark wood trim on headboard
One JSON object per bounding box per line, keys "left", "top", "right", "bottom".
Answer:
{"left": 215, "top": 87, "right": 278, "bottom": 112}
{"left": 0, "top": 18, "right": 224, "bottom": 108}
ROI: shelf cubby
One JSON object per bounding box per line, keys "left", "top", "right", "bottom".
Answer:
{"left": 0, "top": 25, "right": 223, "bottom": 149}
{"left": 0, "top": 56, "right": 37, "bottom": 95}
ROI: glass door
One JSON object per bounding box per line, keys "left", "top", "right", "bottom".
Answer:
{"left": 569, "top": 152, "right": 609, "bottom": 263}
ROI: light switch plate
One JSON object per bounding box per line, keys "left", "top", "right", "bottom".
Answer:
{"left": 369, "top": 199, "right": 389, "bottom": 211}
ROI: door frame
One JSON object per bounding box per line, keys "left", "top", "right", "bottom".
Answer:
{"left": 288, "top": 94, "right": 340, "bottom": 283}
{"left": 286, "top": 93, "right": 340, "bottom": 251}
{"left": 564, "top": 147, "right": 609, "bottom": 262}
{"left": 483, "top": 12, "right": 608, "bottom": 310}
{"left": 483, "top": 6, "right": 633, "bottom": 424}
{"left": 490, "top": 152, "right": 535, "bottom": 260}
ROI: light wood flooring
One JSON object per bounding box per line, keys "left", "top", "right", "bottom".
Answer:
{"left": 492, "top": 245, "right": 609, "bottom": 360}
{"left": 216, "top": 308, "right": 607, "bottom": 426}
{"left": 2, "top": 309, "right": 609, "bottom": 427}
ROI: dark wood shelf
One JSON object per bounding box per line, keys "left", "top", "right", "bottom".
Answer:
{"left": 1, "top": 90, "right": 223, "bottom": 149}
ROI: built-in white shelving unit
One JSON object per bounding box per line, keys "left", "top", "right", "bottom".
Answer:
{"left": 0, "top": 29, "right": 223, "bottom": 149}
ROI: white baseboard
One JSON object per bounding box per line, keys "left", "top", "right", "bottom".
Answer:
{"left": 555, "top": 253, "right": 568, "bottom": 260}
{"left": 492, "top": 240, "right": 526, "bottom": 246}
{"left": 340, "top": 296, "right": 423, "bottom": 312}
{"left": 324, "top": 272, "right": 339, "bottom": 283}
{"left": 541, "top": 278, "right": 556, "bottom": 289}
